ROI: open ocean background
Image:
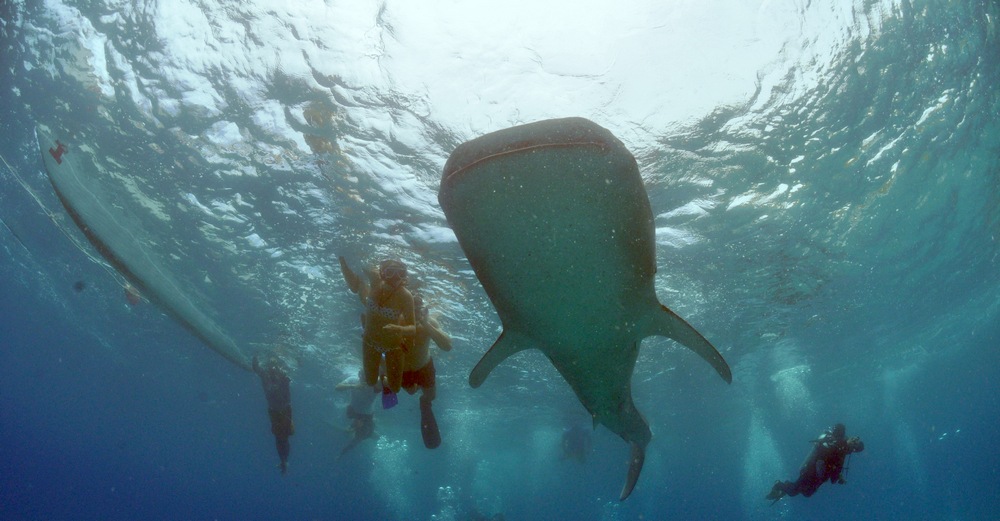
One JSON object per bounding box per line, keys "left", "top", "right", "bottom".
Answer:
{"left": 2, "top": 0, "right": 998, "bottom": 519}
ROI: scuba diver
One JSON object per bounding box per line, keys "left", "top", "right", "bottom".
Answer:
{"left": 766, "top": 423, "right": 865, "bottom": 502}
{"left": 253, "top": 354, "right": 295, "bottom": 474}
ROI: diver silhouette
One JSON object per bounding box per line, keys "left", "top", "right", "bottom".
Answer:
{"left": 253, "top": 354, "right": 295, "bottom": 474}
{"left": 766, "top": 423, "right": 864, "bottom": 502}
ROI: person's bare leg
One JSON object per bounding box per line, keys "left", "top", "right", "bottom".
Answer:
{"left": 362, "top": 344, "right": 381, "bottom": 387}
{"left": 384, "top": 349, "right": 404, "bottom": 393}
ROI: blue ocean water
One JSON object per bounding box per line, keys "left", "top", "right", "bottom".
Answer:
{"left": 2, "top": 1, "right": 998, "bottom": 520}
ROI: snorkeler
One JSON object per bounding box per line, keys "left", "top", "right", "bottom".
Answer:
{"left": 766, "top": 423, "right": 865, "bottom": 502}
{"left": 340, "top": 256, "right": 452, "bottom": 448}
{"left": 384, "top": 293, "right": 452, "bottom": 449}
{"left": 253, "top": 354, "right": 295, "bottom": 474}
{"left": 335, "top": 368, "right": 381, "bottom": 457}
{"left": 338, "top": 256, "right": 415, "bottom": 399}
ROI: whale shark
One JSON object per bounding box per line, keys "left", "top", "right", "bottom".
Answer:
{"left": 438, "top": 117, "right": 731, "bottom": 500}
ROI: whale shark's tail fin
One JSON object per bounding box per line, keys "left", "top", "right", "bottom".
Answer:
{"left": 621, "top": 441, "right": 646, "bottom": 501}
{"left": 616, "top": 384, "right": 652, "bottom": 500}
{"left": 652, "top": 304, "right": 732, "bottom": 384}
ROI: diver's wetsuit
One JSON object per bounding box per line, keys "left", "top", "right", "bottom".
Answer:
{"left": 769, "top": 427, "right": 864, "bottom": 499}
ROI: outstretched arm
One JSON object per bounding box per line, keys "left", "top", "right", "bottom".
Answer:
{"left": 426, "top": 318, "right": 452, "bottom": 352}
{"left": 385, "top": 318, "right": 452, "bottom": 351}
{"left": 339, "top": 256, "right": 370, "bottom": 304}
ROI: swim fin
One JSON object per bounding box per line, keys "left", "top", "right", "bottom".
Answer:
{"left": 766, "top": 481, "right": 786, "bottom": 504}
{"left": 420, "top": 395, "right": 441, "bottom": 449}
{"left": 382, "top": 385, "right": 398, "bottom": 409}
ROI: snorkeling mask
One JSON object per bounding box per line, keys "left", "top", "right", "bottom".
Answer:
{"left": 414, "top": 295, "right": 428, "bottom": 323}
{"left": 379, "top": 259, "right": 407, "bottom": 287}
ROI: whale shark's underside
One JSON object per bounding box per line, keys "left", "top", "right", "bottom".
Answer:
{"left": 439, "top": 117, "right": 732, "bottom": 500}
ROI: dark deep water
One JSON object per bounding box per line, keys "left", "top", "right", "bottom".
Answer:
{"left": 2, "top": 0, "right": 999, "bottom": 520}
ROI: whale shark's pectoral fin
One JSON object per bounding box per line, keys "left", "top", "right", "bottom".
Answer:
{"left": 621, "top": 442, "right": 645, "bottom": 501}
{"left": 654, "top": 304, "right": 732, "bottom": 384}
{"left": 469, "top": 330, "right": 532, "bottom": 388}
